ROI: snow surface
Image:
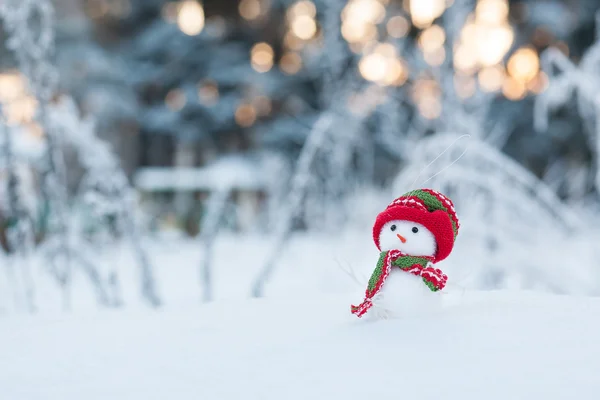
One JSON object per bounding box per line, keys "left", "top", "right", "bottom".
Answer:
{"left": 2, "top": 289, "right": 600, "bottom": 400}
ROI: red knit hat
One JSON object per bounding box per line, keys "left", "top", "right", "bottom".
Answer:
{"left": 372, "top": 189, "right": 459, "bottom": 262}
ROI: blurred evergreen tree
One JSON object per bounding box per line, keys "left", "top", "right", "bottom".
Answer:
{"left": 51, "top": 0, "right": 600, "bottom": 201}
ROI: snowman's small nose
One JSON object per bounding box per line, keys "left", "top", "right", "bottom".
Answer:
{"left": 397, "top": 234, "right": 406, "bottom": 243}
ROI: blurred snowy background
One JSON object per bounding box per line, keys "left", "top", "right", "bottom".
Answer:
{"left": 1, "top": 0, "right": 600, "bottom": 313}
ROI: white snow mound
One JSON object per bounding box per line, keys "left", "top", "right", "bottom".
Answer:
{"left": 1, "top": 290, "right": 599, "bottom": 400}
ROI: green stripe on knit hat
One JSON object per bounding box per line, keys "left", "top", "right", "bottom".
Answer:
{"left": 402, "top": 189, "right": 458, "bottom": 239}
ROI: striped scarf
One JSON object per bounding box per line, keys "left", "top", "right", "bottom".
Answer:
{"left": 350, "top": 250, "right": 444, "bottom": 318}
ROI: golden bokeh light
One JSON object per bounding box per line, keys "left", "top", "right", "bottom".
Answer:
{"left": 454, "top": 74, "right": 477, "bottom": 99}
{"left": 475, "top": 0, "right": 509, "bottom": 26}
{"left": 197, "top": 81, "right": 219, "bottom": 105}
{"left": 526, "top": 71, "right": 549, "bottom": 94}
{"left": 5, "top": 96, "right": 38, "bottom": 125}
{"left": 358, "top": 42, "right": 408, "bottom": 87}
{"left": 374, "top": 43, "right": 397, "bottom": 58}
{"left": 86, "top": 0, "right": 110, "bottom": 19}
{"left": 235, "top": 103, "right": 257, "bottom": 127}
{"left": 359, "top": 52, "right": 388, "bottom": 83}
{"left": 382, "top": 58, "right": 409, "bottom": 86}
{"left": 239, "top": 0, "right": 262, "bottom": 21}
{"left": 288, "top": 1, "right": 317, "bottom": 18}
{"left": 409, "top": 0, "right": 446, "bottom": 28}
{"left": 474, "top": 24, "right": 514, "bottom": 66}
{"left": 280, "top": 52, "right": 303, "bottom": 75}
{"left": 0, "top": 72, "right": 37, "bottom": 125}
{"left": 424, "top": 47, "right": 446, "bottom": 66}
{"left": 177, "top": 0, "right": 205, "bottom": 36}
{"left": 341, "top": 19, "right": 377, "bottom": 43}
{"left": 418, "top": 98, "right": 442, "bottom": 119}
{"left": 251, "top": 42, "right": 274, "bottom": 73}
{"left": 502, "top": 76, "right": 526, "bottom": 101}
{"left": 284, "top": 32, "right": 304, "bottom": 50}
{"left": 253, "top": 95, "right": 272, "bottom": 116}
{"left": 413, "top": 78, "right": 442, "bottom": 119}
{"left": 454, "top": 45, "right": 478, "bottom": 74}
{"left": 478, "top": 65, "right": 505, "bottom": 92}
{"left": 291, "top": 14, "right": 317, "bottom": 40}
{"left": 0, "top": 72, "right": 26, "bottom": 103}
{"left": 161, "top": 2, "right": 179, "bottom": 23}
{"left": 418, "top": 24, "right": 446, "bottom": 52}
{"left": 343, "top": 0, "right": 386, "bottom": 25}
{"left": 387, "top": 15, "right": 410, "bottom": 38}
{"left": 26, "top": 122, "right": 44, "bottom": 139}
{"left": 165, "top": 89, "right": 187, "bottom": 111}
{"left": 507, "top": 47, "right": 540, "bottom": 83}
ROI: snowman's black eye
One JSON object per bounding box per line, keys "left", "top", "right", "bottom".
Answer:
{"left": 390, "top": 225, "right": 397, "bottom": 232}
{"left": 412, "top": 227, "right": 419, "bottom": 233}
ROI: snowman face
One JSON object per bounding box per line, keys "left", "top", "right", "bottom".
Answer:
{"left": 379, "top": 220, "right": 437, "bottom": 257}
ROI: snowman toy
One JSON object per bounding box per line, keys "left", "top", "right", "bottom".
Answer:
{"left": 351, "top": 189, "right": 459, "bottom": 319}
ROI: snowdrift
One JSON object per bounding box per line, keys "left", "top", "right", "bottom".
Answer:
{"left": 2, "top": 290, "right": 599, "bottom": 400}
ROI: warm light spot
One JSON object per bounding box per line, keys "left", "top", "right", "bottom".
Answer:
{"left": 412, "top": 79, "right": 441, "bottom": 102}
{"left": 507, "top": 47, "right": 539, "bottom": 83}
{"left": 341, "top": 20, "right": 377, "bottom": 43}
{"left": 239, "top": 0, "right": 261, "bottom": 20}
{"left": 349, "top": 42, "right": 366, "bottom": 54}
{"left": 475, "top": 24, "right": 514, "bottom": 66}
{"left": 251, "top": 42, "right": 274, "bottom": 73}
{"left": 454, "top": 74, "right": 477, "bottom": 99}
{"left": 235, "top": 103, "right": 257, "bottom": 127}
{"left": 197, "top": 81, "right": 219, "bottom": 105}
{"left": 374, "top": 43, "right": 397, "bottom": 58}
{"left": 459, "top": 20, "right": 477, "bottom": 43}
{"left": 402, "top": 0, "right": 411, "bottom": 12}
{"left": 526, "top": 71, "right": 549, "bottom": 94}
{"left": 424, "top": 47, "right": 446, "bottom": 66}
{"left": 387, "top": 15, "right": 410, "bottom": 38}
{"left": 253, "top": 96, "right": 272, "bottom": 116}
{"left": 475, "top": 0, "right": 509, "bottom": 25}
{"left": 165, "top": 89, "right": 187, "bottom": 111}
{"left": 502, "top": 76, "right": 526, "bottom": 101}
{"left": 359, "top": 53, "right": 388, "bottom": 83}
{"left": 454, "top": 45, "right": 478, "bottom": 73}
{"left": 284, "top": 32, "right": 304, "bottom": 50}
{"left": 162, "top": 2, "right": 179, "bottom": 23}
{"left": 288, "top": 0, "right": 317, "bottom": 18}
{"left": 478, "top": 65, "right": 505, "bottom": 92}
{"left": 177, "top": 0, "right": 205, "bottom": 36}
{"left": 86, "top": 0, "right": 109, "bottom": 19}
{"left": 409, "top": 0, "right": 446, "bottom": 28}
{"left": 418, "top": 24, "right": 446, "bottom": 52}
{"left": 291, "top": 15, "right": 317, "bottom": 40}
{"left": 418, "top": 98, "right": 442, "bottom": 119}
{"left": 26, "top": 122, "right": 44, "bottom": 139}
{"left": 413, "top": 78, "right": 442, "bottom": 119}
{"left": 532, "top": 26, "right": 553, "bottom": 48}
{"left": 0, "top": 72, "right": 26, "bottom": 103}
{"left": 0, "top": 72, "right": 38, "bottom": 125}
{"left": 5, "top": 96, "right": 38, "bottom": 125}
{"left": 280, "top": 52, "right": 303, "bottom": 75}
{"left": 382, "top": 58, "right": 408, "bottom": 86}
{"left": 342, "top": 0, "right": 386, "bottom": 25}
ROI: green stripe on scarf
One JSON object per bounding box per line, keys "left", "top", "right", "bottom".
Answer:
{"left": 366, "top": 251, "right": 430, "bottom": 293}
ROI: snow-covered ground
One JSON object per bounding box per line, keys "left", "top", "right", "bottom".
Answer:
{"left": 2, "top": 289, "right": 599, "bottom": 400}
{"left": 1, "top": 233, "right": 600, "bottom": 399}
